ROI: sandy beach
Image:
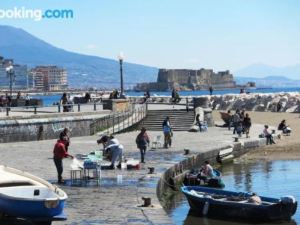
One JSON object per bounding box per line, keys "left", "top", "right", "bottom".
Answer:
{"left": 213, "top": 110, "right": 300, "bottom": 160}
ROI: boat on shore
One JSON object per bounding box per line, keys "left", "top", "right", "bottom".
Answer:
{"left": 182, "top": 186, "right": 297, "bottom": 222}
{"left": 0, "top": 165, "right": 67, "bottom": 225}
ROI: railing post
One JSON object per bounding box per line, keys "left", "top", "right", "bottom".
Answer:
{"left": 34, "top": 106, "right": 37, "bottom": 114}
{"left": 6, "top": 107, "right": 9, "bottom": 116}
{"left": 186, "top": 97, "right": 189, "bottom": 112}
{"left": 113, "top": 116, "right": 115, "bottom": 134}
{"left": 123, "top": 112, "right": 125, "bottom": 130}
{"left": 94, "top": 102, "right": 96, "bottom": 111}
{"left": 58, "top": 104, "right": 61, "bottom": 113}
{"left": 106, "top": 116, "right": 109, "bottom": 130}
{"left": 118, "top": 113, "right": 120, "bottom": 132}
{"left": 78, "top": 104, "right": 80, "bottom": 112}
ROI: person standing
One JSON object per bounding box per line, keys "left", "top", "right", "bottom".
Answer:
{"left": 60, "top": 92, "right": 69, "bottom": 112}
{"left": 59, "top": 128, "right": 71, "bottom": 152}
{"left": 162, "top": 117, "right": 172, "bottom": 148}
{"left": 196, "top": 114, "right": 202, "bottom": 132}
{"left": 243, "top": 113, "right": 252, "bottom": 138}
{"left": 209, "top": 86, "right": 213, "bottom": 95}
{"left": 232, "top": 110, "right": 241, "bottom": 135}
{"left": 53, "top": 136, "right": 73, "bottom": 183}
{"left": 136, "top": 127, "right": 150, "bottom": 163}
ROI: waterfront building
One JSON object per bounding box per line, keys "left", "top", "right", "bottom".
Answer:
{"left": 0, "top": 56, "right": 28, "bottom": 89}
{"left": 29, "top": 66, "right": 68, "bottom": 91}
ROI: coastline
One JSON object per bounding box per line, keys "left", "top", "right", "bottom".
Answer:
{"left": 213, "top": 110, "right": 300, "bottom": 160}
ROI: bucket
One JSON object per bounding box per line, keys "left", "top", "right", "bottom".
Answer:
{"left": 117, "top": 175, "right": 123, "bottom": 184}
{"left": 121, "top": 162, "right": 127, "bottom": 169}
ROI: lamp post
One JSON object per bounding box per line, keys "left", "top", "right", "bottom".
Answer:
{"left": 6, "top": 64, "right": 15, "bottom": 106}
{"left": 118, "top": 52, "right": 125, "bottom": 98}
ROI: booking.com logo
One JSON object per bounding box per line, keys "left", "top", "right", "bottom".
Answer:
{"left": 0, "top": 7, "right": 74, "bottom": 21}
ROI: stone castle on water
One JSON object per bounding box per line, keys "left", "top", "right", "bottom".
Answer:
{"left": 135, "top": 68, "right": 236, "bottom": 91}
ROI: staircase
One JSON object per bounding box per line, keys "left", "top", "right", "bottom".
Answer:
{"left": 139, "top": 109, "right": 195, "bottom": 131}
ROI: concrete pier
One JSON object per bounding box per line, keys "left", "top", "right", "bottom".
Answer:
{"left": 0, "top": 119, "right": 271, "bottom": 224}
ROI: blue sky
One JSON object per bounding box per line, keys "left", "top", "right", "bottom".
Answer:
{"left": 1, "top": 0, "right": 300, "bottom": 72}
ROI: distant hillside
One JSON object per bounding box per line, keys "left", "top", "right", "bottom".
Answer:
{"left": 235, "top": 63, "right": 300, "bottom": 80}
{"left": 0, "top": 25, "right": 158, "bottom": 88}
{"left": 235, "top": 76, "right": 300, "bottom": 87}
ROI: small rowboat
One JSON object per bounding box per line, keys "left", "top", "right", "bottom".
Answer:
{"left": 0, "top": 165, "right": 67, "bottom": 225}
{"left": 182, "top": 186, "right": 297, "bottom": 222}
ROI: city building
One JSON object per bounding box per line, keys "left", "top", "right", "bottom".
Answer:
{"left": 0, "top": 56, "right": 28, "bottom": 89}
{"left": 29, "top": 66, "right": 68, "bottom": 91}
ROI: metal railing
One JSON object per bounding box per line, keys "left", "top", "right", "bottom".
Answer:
{"left": 90, "top": 104, "right": 147, "bottom": 135}
{"left": 0, "top": 102, "right": 104, "bottom": 117}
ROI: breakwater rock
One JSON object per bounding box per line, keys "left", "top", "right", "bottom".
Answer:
{"left": 209, "top": 92, "right": 300, "bottom": 112}
{"left": 130, "top": 92, "right": 300, "bottom": 113}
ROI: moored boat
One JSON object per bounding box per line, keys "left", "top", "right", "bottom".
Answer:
{"left": 0, "top": 165, "right": 67, "bottom": 225}
{"left": 182, "top": 186, "right": 297, "bottom": 222}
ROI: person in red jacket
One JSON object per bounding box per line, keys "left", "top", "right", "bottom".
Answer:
{"left": 53, "top": 136, "right": 73, "bottom": 183}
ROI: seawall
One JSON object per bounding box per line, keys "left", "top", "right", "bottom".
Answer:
{"left": 130, "top": 92, "right": 300, "bottom": 112}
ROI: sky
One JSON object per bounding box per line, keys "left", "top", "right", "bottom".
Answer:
{"left": 1, "top": 0, "right": 300, "bottom": 72}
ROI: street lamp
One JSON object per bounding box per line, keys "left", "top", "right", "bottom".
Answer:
{"left": 118, "top": 52, "right": 125, "bottom": 98}
{"left": 6, "top": 64, "right": 15, "bottom": 105}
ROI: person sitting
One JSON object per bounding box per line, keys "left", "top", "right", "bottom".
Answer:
{"left": 198, "top": 160, "right": 215, "bottom": 183}
{"left": 278, "top": 120, "right": 291, "bottom": 135}
{"left": 263, "top": 125, "right": 276, "bottom": 145}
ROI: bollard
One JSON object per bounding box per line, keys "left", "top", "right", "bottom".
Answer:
{"left": 77, "top": 104, "right": 80, "bottom": 112}
{"left": 6, "top": 107, "right": 9, "bottom": 116}
{"left": 34, "top": 106, "right": 37, "bottom": 114}
{"left": 94, "top": 102, "right": 96, "bottom": 111}
{"left": 142, "top": 197, "right": 151, "bottom": 207}
{"left": 234, "top": 137, "right": 239, "bottom": 142}
{"left": 58, "top": 105, "right": 61, "bottom": 113}
{"left": 184, "top": 149, "right": 190, "bottom": 155}
{"left": 148, "top": 167, "right": 155, "bottom": 174}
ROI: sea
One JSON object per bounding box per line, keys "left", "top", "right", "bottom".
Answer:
{"left": 34, "top": 87, "right": 300, "bottom": 106}
{"left": 166, "top": 159, "right": 300, "bottom": 225}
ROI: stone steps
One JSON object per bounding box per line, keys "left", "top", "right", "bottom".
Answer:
{"left": 139, "top": 109, "right": 195, "bottom": 131}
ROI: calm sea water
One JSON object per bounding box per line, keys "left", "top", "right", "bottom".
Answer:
{"left": 166, "top": 160, "right": 300, "bottom": 225}
{"left": 33, "top": 87, "right": 300, "bottom": 106}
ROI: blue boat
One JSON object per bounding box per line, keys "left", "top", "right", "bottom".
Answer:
{"left": 182, "top": 186, "right": 297, "bottom": 222}
{"left": 0, "top": 165, "right": 67, "bottom": 225}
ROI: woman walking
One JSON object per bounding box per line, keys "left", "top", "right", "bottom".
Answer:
{"left": 243, "top": 113, "right": 252, "bottom": 138}
{"left": 136, "top": 127, "right": 150, "bottom": 163}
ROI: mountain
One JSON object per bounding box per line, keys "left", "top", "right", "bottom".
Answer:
{"left": 0, "top": 25, "right": 158, "bottom": 88}
{"left": 235, "top": 76, "right": 300, "bottom": 88}
{"left": 234, "top": 63, "right": 300, "bottom": 80}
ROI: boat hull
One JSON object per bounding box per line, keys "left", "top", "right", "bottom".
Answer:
{"left": 182, "top": 186, "right": 297, "bottom": 222}
{"left": 0, "top": 196, "right": 65, "bottom": 219}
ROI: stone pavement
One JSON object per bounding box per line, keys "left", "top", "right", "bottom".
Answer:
{"left": 0, "top": 121, "right": 269, "bottom": 225}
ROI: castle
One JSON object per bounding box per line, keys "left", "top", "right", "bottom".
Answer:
{"left": 135, "top": 68, "right": 236, "bottom": 91}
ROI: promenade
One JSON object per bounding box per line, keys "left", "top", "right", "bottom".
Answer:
{"left": 0, "top": 116, "right": 270, "bottom": 225}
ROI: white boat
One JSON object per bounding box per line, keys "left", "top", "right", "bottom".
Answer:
{"left": 0, "top": 165, "right": 67, "bottom": 225}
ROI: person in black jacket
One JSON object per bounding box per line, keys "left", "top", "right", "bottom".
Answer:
{"left": 243, "top": 113, "right": 252, "bottom": 138}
